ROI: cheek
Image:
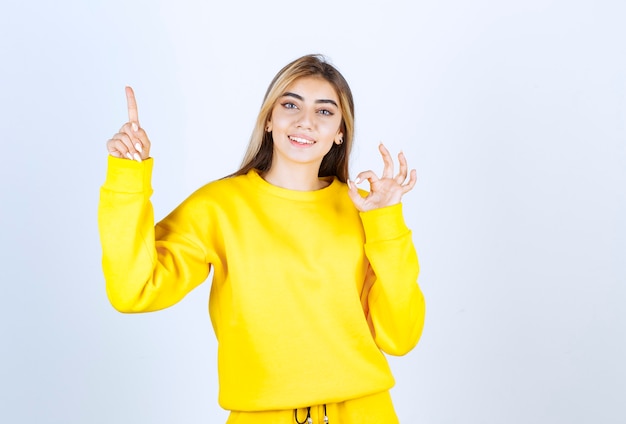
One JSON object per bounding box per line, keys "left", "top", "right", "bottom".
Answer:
{"left": 323, "top": 118, "right": 343, "bottom": 137}
{"left": 269, "top": 110, "right": 291, "bottom": 129}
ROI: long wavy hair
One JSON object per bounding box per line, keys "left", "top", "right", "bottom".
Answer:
{"left": 229, "top": 54, "right": 355, "bottom": 183}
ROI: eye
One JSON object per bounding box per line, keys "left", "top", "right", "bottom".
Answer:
{"left": 282, "top": 102, "right": 298, "bottom": 109}
{"left": 318, "top": 109, "right": 334, "bottom": 116}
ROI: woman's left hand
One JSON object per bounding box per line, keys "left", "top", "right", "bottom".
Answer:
{"left": 348, "top": 143, "right": 417, "bottom": 212}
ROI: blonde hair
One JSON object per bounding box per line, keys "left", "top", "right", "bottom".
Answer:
{"left": 229, "top": 54, "right": 355, "bottom": 183}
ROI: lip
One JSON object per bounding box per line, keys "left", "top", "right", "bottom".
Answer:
{"left": 288, "top": 134, "right": 316, "bottom": 146}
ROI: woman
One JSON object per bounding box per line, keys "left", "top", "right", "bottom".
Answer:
{"left": 99, "top": 54, "right": 425, "bottom": 423}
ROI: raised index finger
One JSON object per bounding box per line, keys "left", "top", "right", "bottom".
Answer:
{"left": 125, "top": 86, "right": 139, "bottom": 124}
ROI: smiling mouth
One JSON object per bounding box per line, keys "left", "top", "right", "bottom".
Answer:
{"left": 289, "top": 136, "right": 315, "bottom": 145}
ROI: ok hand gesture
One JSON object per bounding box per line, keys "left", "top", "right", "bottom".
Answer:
{"left": 348, "top": 143, "right": 417, "bottom": 212}
{"left": 106, "top": 86, "right": 151, "bottom": 162}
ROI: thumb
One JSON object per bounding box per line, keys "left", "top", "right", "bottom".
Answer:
{"left": 347, "top": 180, "right": 366, "bottom": 211}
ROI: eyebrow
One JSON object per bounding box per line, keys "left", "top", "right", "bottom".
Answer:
{"left": 282, "top": 92, "right": 338, "bottom": 108}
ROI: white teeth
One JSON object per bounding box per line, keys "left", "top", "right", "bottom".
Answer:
{"left": 289, "top": 136, "right": 314, "bottom": 144}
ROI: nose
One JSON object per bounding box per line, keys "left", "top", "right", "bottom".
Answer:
{"left": 296, "top": 108, "right": 315, "bottom": 129}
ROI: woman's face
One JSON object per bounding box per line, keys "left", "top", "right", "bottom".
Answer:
{"left": 266, "top": 76, "right": 343, "bottom": 171}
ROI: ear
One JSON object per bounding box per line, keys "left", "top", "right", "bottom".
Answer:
{"left": 334, "top": 131, "right": 344, "bottom": 145}
{"left": 265, "top": 120, "right": 272, "bottom": 132}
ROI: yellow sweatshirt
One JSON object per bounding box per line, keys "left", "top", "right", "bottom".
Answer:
{"left": 98, "top": 156, "right": 425, "bottom": 411}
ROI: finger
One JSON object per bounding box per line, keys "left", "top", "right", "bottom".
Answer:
{"left": 112, "top": 131, "right": 135, "bottom": 153}
{"left": 107, "top": 138, "right": 134, "bottom": 160}
{"left": 347, "top": 179, "right": 366, "bottom": 212}
{"left": 353, "top": 170, "right": 379, "bottom": 185}
{"left": 108, "top": 133, "right": 143, "bottom": 162}
{"left": 401, "top": 169, "right": 418, "bottom": 193}
{"left": 109, "top": 136, "right": 136, "bottom": 161}
{"left": 125, "top": 86, "right": 140, "bottom": 125}
{"left": 395, "top": 151, "right": 409, "bottom": 183}
{"left": 132, "top": 127, "right": 151, "bottom": 157}
{"left": 379, "top": 143, "right": 394, "bottom": 179}
{"left": 119, "top": 123, "right": 150, "bottom": 155}
{"left": 106, "top": 143, "right": 123, "bottom": 158}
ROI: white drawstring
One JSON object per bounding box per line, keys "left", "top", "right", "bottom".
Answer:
{"left": 294, "top": 405, "right": 329, "bottom": 424}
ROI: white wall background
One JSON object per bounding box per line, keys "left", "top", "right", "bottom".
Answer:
{"left": 1, "top": 0, "right": 624, "bottom": 423}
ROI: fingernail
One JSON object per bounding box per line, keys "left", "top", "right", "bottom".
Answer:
{"left": 355, "top": 177, "right": 361, "bottom": 184}
{"left": 133, "top": 152, "right": 142, "bottom": 162}
{"left": 132, "top": 122, "right": 139, "bottom": 132}
{"left": 135, "top": 143, "right": 143, "bottom": 153}
{"left": 126, "top": 152, "right": 133, "bottom": 160}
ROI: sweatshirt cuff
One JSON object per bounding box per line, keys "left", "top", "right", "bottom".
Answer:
{"left": 102, "top": 155, "right": 154, "bottom": 193}
{"left": 359, "top": 203, "right": 410, "bottom": 242}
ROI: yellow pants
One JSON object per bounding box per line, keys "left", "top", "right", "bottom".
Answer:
{"left": 226, "top": 391, "right": 399, "bottom": 424}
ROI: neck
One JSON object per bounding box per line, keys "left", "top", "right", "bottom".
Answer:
{"left": 262, "top": 163, "right": 330, "bottom": 191}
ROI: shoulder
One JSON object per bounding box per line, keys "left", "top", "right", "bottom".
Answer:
{"left": 185, "top": 173, "right": 251, "bottom": 205}
{"left": 198, "top": 173, "right": 248, "bottom": 193}
{"left": 162, "top": 174, "right": 251, "bottom": 224}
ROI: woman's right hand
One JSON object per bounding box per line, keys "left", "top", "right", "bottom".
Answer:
{"left": 106, "top": 86, "right": 151, "bottom": 162}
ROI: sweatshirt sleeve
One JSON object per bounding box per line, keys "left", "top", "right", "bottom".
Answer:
{"left": 360, "top": 203, "right": 426, "bottom": 356}
{"left": 97, "top": 156, "right": 210, "bottom": 313}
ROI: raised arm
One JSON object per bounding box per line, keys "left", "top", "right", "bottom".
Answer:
{"left": 98, "top": 87, "right": 209, "bottom": 313}
{"left": 351, "top": 144, "right": 425, "bottom": 355}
